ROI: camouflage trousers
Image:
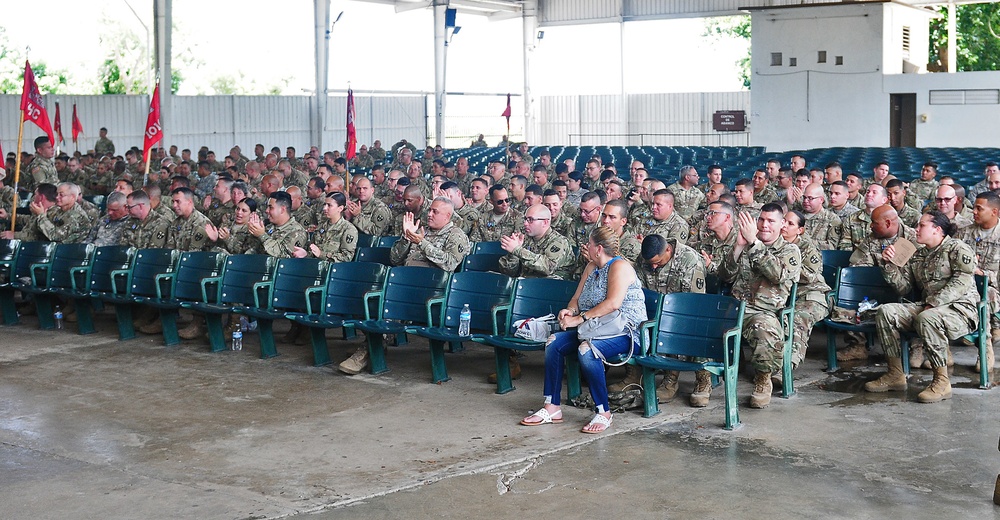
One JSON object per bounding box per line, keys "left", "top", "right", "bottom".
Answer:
{"left": 743, "top": 308, "right": 785, "bottom": 374}
{"left": 876, "top": 302, "right": 974, "bottom": 369}
{"left": 989, "top": 285, "right": 1000, "bottom": 329}
{"left": 792, "top": 299, "right": 830, "bottom": 367}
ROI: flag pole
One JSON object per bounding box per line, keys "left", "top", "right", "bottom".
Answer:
{"left": 10, "top": 117, "right": 25, "bottom": 232}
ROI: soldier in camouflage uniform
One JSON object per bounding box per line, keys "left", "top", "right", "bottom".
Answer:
{"left": 214, "top": 198, "right": 262, "bottom": 255}
{"left": 471, "top": 186, "right": 523, "bottom": 242}
{"left": 732, "top": 179, "right": 763, "bottom": 219}
{"left": 441, "top": 182, "right": 479, "bottom": 236}
{"left": 1, "top": 184, "right": 57, "bottom": 242}
{"left": 122, "top": 190, "right": 170, "bottom": 249}
{"left": 94, "top": 128, "right": 115, "bottom": 157}
{"left": 885, "top": 179, "right": 921, "bottom": 228}
{"left": 628, "top": 233, "right": 709, "bottom": 405}
{"left": 598, "top": 200, "right": 641, "bottom": 265}
{"left": 389, "top": 198, "right": 471, "bottom": 271}
{"left": 85, "top": 191, "right": 130, "bottom": 247}
{"left": 285, "top": 186, "right": 317, "bottom": 230}
{"left": 933, "top": 184, "right": 973, "bottom": 229}
{"left": 25, "top": 136, "right": 59, "bottom": 193}
{"left": 840, "top": 183, "right": 889, "bottom": 252}
{"left": 689, "top": 200, "right": 739, "bottom": 280}
{"left": 248, "top": 192, "right": 308, "bottom": 258}
{"left": 630, "top": 189, "right": 689, "bottom": 244}
{"left": 956, "top": 191, "right": 1000, "bottom": 371}
{"left": 799, "top": 183, "right": 843, "bottom": 250}
{"left": 165, "top": 187, "right": 215, "bottom": 254}
{"left": 907, "top": 163, "right": 940, "bottom": 210}
{"left": 718, "top": 204, "right": 802, "bottom": 409}
{"left": 781, "top": 210, "right": 831, "bottom": 366}
{"left": 36, "top": 183, "right": 93, "bottom": 243}
{"left": 665, "top": 165, "right": 705, "bottom": 224}
{"left": 543, "top": 191, "right": 578, "bottom": 240}
{"left": 752, "top": 169, "right": 779, "bottom": 205}
{"left": 345, "top": 177, "right": 392, "bottom": 237}
{"left": 295, "top": 192, "right": 358, "bottom": 264}
{"left": 368, "top": 140, "right": 387, "bottom": 162}
{"left": 350, "top": 145, "right": 375, "bottom": 170}
{"left": 202, "top": 177, "right": 236, "bottom": 228}
{"left": 568, "top": 192, "right": 603, "bottom": 280}
{"left": 865, "top": 211, "right": 979, "bottom": 402}
{"left": 390, "top": 185, "right": 431, "bottom": 237}
{"left": 498, "top": 205, "right": 575, "bottom": 280}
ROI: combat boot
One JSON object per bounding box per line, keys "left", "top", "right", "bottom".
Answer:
{"left": 608, "top": 364, "right": 642, "bottom": 393}
{"left": 339, "top": 347, "right": 370, "bottom": 375}
{"left": 975, "top": 336, "right": 996, "bottom": 373}
{"left": 487, "top": 358, "right": 522, "bottom": 384}
{"left": 909, "top": 343, "right": 924, "bottom": 369}
{"left": 749, "top": 371, "right": 772, "bottom": 409}
{"left": 178, "top": 318, "right": 206, "bottom": 340}
{"left": 863, "top": 357, "right": 907, "bottom": 392}
{"left": 139, "top": 319, "right": 164, "bottom": 335}
{"left": 689, "top": 370, "right": 712, "bottom": 407}
{"left": 836, "top": 343, "right": 869, "bottom": 362}
{"left": 916, "top": 366, "right": 952, "bottom": 403}
{"left": 656, "top": 371, "right": 679, "bottom": 403}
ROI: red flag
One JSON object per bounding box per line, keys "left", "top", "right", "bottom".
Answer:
{"left": 142, "top": 83, "right": 163, "bottom": 159}
{"left": 54, "top": 102, "right": 64, "bottom": 145}
{"left": 501, "top": 93, "right": 512, "bottom": 121}
{"left": 72, "top": 104, "right": 84, "bottom": 143}
{"left": 345, "top": 89, "right": 357, "bottom": 161}
{"left": 20, "top": 60, "right": 55, "bottom": 146}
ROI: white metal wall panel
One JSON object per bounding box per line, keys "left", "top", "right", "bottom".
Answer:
{"left": 1, "top": 94, "right": 147, "bottom": 156}
{"left": 232, "top": 95, "right": 312, "bottom": 155}
{"left": 541, "top": 0, "right": 860, "bottom": 24}
{"left": 537, "top": 95, "right": 581, "bottom": 145}
{"left": 541, "top": 0, "right": 622, "bottom": 25}
{"left": 325, "top": 94, "right": 426, "bottom": 152}
{"left": 578, "top": 95, "right": 628, "bottom": 146}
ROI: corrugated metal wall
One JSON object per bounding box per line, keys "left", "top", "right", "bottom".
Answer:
{"left": 538, "top": 91, "right": 750, "bottom": 146}
{"left": 540, "top": 0, "right": 859, "bottom": 24}
{"left": 1, "top": 94, "right": 425, "bottom": 157}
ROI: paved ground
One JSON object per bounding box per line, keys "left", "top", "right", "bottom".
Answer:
{"left": 1, "top": 308, "right": 999, "bottom": 519}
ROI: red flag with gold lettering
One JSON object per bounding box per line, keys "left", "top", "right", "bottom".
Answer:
{"left": 54, "top": 102, "right": 64, "bottom": 145}
{"left": 20, "top": 61, "right": 55, "bottom": 146}
{"left": 345, "top": 88, "right": 357, "bottom": 161}
{"left": 72, "top": 104, "right": 84, "bottom": 144}
{"left": 142, "top": 83, "right": 162, "bottom": 160}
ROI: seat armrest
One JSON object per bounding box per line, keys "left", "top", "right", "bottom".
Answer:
{"left": 200, "top": 276, "right": 222, "bottom": 303}
{"left": 252, "top": 280, "right": 274, "bottom": 309}
{"left": 155, "top": 273, "right": 175, "bottom": 299}
{"left": 426, "top": 296, "right": 447, "bottom": 327}
{"left": 30, "top": 263, "right": 51, "bottom": 287}
{"left": 70, "top": 266, "right": 92, "bottom": 291}
{"left": 305, "top": 285, "right": 325, "bottom": 315}
{"left": 362, "top": 290, "right": 383, "bottom": 320}
{"left": 110, "top": 269, "right": 131, "bottom": 295}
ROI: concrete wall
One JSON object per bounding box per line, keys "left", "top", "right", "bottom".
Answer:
{"left": 884, "top": 71, "right": 1000, "bottom": 147}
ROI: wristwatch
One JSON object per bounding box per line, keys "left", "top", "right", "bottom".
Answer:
{"left": 580, "top": 311, "right": 588, "bottom": 321}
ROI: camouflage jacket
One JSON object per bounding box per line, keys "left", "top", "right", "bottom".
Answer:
{"left": 311, "top": 216, "right": 358, "bottom": 263}
{"left": 789, "top": 236, "right": 831, "bottom": 304}
{"left": 167, "top": 211, "right": 215, "bottom": 252}
{"left": 907, "top": 179, "right": 938, "bottom": 209}
{"left": 390, "top": 200, "right": 430, "bottom": 237}
{"left": 390, "top": 222, "right": 470, "bottom": 272}
{"left": 802, "top": 209, "right": 843, "bottom": 251}
{"left": 470, "top": 208, "right": 523, "bottom": 242}
{"left": 636, "top": 239, "right": 707, "bottom": 295}
{"left": 956, "top": 223, "right": 1000, "bottom": 290}
{"left": 38, "top": 204, "right": 92, "bottom": 243}
{"left": 259, "top": 217, "right": 308, "bottom": 258}
{"left": 498, "top": 229, "right": 575, "bottom": 280}
{"left": 631, "top": 211, "right": 689, "bottom": 243}
{"left": 452, "top": 204, "right": 480, "bottom": 236}
{"left": 879, "top": 236, "right": 978, "bottom": 322}
{"left": 849, "top": 223, "right": 917, "bottom": 269}
{"left": 897, "top": 203, "right": 921, "bottom": 228}
{"left": 690, "top": 225, "right": 738, "bottom": 277}
{"left": 352, "top": 197, "right": 393, "bottom": 237}
{"left": 122, "top": 213, "right": 170, "bottom": 250}
{"left": 719, "top": 236, "right": 802, "bottom": 314}
{"left": 86, "top": 215, "right": 131, "bottom": 247}
{"left": 665, "top": 182, "right": 705, "bottom": 223}
{"left": 840, "top": 210, "right": 873, "bottom": 252}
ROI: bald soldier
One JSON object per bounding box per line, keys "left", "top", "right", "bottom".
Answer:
{"left": 799, "top": 183, "right": 843, "bottom": 250}
{"left": 344, "top": 177, "right": 392, "bottom": 237}
{"left": 389, "top": 197, "right": 471, "bottom": 272}
{"left": 933, "top": 184, "right": 973, "bottom": 228}
{"left": 498, "top": 204, "right": 575, "bottom": 280}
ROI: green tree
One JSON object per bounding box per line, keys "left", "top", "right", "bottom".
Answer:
{"left": 929, "top": 4, "right": 1000, "bottom": 71}
{"left": 704, "top": 16, "right": 752, "bottom": 89}
{"left": 0, "top": 27, "right": 72, "bottom": 94}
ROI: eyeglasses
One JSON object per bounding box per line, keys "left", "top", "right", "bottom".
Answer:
{"left": 493, "top": 198, "right": 510, "bottom": 205}
{"left": 125, "top": 203, "right": 145, "bottom": 210}
{"left": 580, "top": 206, "right": 600, "bottom": 214}
{"left": 801, "top": 195, "right": 823, "bottom": 202}
{"left": 523, "top": 217, "right": 550, "bottom": 223}
{"left": 705, "top": 210, "right": 728, "bottom": 217}
{"left": 935, "top": 197, "right": 954, "bottom": 203}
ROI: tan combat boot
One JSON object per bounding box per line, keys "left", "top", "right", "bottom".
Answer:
{"left": 656, "top": 371, "right": 679, "bottom": 403}
{"left": 608, "top": 364, "right": 642, "bottom": 393}
{"left": 749, "top": 371, "right": 772, "bottom": 409}
{"left": 178, "top": 317, "right": 206, "bottom": 340}
{"left": 487, "top": 358, "right": 522, "bottom": 384}
{"left": 864, "top": 357, "right": 907, "bottom": 392}
{"left": 689, "top": 370, "right": 712, "bottom": 407}
{"left": 836, "top": 343, "right": 869, "bottom": 362}
{"left": 975, "top": 329, "right": 999, "bottom": 373}
{"left": 916, "top": 366, "right": 952, "bottom": 403}
{"left": 339, "top": 347, "right": 370, "bottom": 375}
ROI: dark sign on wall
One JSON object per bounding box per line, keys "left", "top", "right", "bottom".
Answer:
{"left": 713, "top": 111, "right": 747, "bottom": 132}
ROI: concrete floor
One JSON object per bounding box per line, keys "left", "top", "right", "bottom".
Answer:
{"left": 1, "top": 308, "right": 999, "bottom": 519}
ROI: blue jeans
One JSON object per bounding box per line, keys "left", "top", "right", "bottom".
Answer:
{"left": 543, "top": 331, "right": 635, "bottom": 413}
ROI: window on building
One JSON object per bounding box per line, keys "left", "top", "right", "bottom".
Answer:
{"left": 835, "top": 56, "right": 844, "bottom": 66}
{"left": 902, "top": 26, "right": 911, "bottom": 60}
{"left": 789, "top": 57, "right": 797, "bottom": 67}
{"left": 771, "top": 52, "right": 782, "bottom": 66}
{"left": 818, "top": 51, "right": 827, "bottom": 63}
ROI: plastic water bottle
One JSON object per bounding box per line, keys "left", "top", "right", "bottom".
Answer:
{"left": 856, "top": 296, "right": 869, "bottom": 325}
{"left": 53, "top": 306, "right": 64, "bottom": 330}
{"left": 458, "top": 304, "right": 471, "bottom": 336}
{"left": 232, "top": 329, "right": 243, "bottom": 351}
